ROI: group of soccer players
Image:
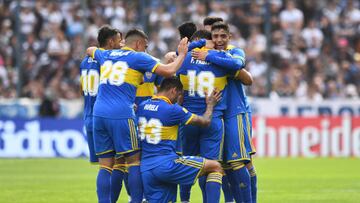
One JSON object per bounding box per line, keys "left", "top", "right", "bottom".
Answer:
{"left": 80, "top": 16, "right": 257, "bottom": 203}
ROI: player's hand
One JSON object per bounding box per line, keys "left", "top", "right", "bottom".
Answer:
{"left": 177, "top": 37, "right": 188, "bottom": 56}
{"left": 205, "top": 89, "right": 222, "bottom": 106}
{"left": 164, "top": 52, "right": 177, "bottom": 64}
{"left": 192, "top": 50, "right": 208, "bottom": 61}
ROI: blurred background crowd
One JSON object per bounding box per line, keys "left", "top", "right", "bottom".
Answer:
{"left": 0, "top": 0, "right": 359, "bottom": 101}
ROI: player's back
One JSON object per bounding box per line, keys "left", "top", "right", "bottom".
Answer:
{"left": 225, "top": 46, "right": 251, "bottom": 118}
{"left": 92, "top": 47, "right": 158, "bottom": 119}
{"left": 177, "top": 47, "right": 229, "bottom": 117}
{"left": 137, "top": 96, "right": 193, "bottom": 172}
{"left": 80, "top": 56, "right": 100, "bottom": 119}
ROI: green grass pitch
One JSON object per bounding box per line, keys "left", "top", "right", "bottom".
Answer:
{"left": 0, "top": 158, "right": 359, "bottom": 203}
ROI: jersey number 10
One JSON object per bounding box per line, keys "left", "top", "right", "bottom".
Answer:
{"left": 81, "top": 69, "right": 99, "bottom": 96}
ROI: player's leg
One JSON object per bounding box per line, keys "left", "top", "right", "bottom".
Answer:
{"left": 142, "top": 168, "right": 177, "bottom": 203}
{"left": 224, "top": 114, "right": 252, "bottom": 203}
{"left": 111, "top": 156, "right": 126, "bottom": 203}
{"left": 94, "top": 116, "right": 116, "bottom": 203}
{"left": 85, "top": 116, "right": 99, "bottom": 164}
{"left": 221, "top": 164, "right": 235, "bottom": 203}
{"left": 199, "top": 118, "right": 224, "bottom": 203}
{"left": 111, "top": 118, "right": 142, "bottom": 203}
{"left": 244, "top": 112, "right": 257, "bottom": 203}
{"left": 179, "top": 125, "right": 200, "bottom": 202}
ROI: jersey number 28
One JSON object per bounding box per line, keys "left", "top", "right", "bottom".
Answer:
{"left": 100, "top": 60, "right": 128, "bottom": 86}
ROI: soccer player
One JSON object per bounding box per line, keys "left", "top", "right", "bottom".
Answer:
{"left": 80, "top": 25, "right": 130, "bottom": 203}
{"left": 177, "top": 29, "right": 244, "bottom": 203}
{"left": 202, "top": 16, "right": 234, "bottom": 203}
{"left": 137, "top": 76, "right": 224, "bottom": 203}
{"left": 86, "top": 28, "right": 189, "bottom": 203}
{"left": 192, "top": 22, "right": 257, "bottom": 203}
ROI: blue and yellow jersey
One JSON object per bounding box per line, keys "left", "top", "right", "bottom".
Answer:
{"left": 177, "top": 47, "right": 234, "bottom": 118}
{"left": 137, "top": 96, "right": 194, "bottom": 172}
{"left": 80, "top": 56, "right": 100, "bottom": 119}
{"left": 91, "top": 47, "right": 160, "bottom": 119}
{"left": 135, "top": 72, "right": 163, "bottom": 106}
{"left": 224, "top": 45, "right": 251, "bottom": 119}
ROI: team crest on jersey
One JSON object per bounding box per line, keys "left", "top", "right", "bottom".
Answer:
{"left": 145, "top": 72, "right": 153, "bottom": 79}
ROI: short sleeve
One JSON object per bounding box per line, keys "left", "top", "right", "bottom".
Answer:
{"left": 229, "top": 48, "right": 246, "bottom": 65}
{"left": 171, "top": 104, "right": 194, "bottom": 125}
{"left": 134, "top": 52, "right": 160, "bottom": 73}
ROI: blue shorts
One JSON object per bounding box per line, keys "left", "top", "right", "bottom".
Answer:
{"left": 223, "top": 112, "right": 256, "bottom": 163}
{"left": 93, "top": 116, "right": 140, "bottom": 157}
{"left": 142, "top": 156, "right": 204, "bottom": 203}
{"left": 180, "top": 117, "right": 224, "bottom": 161}
{"left": 84, "top": 116, "right": 98, "bottom": 163}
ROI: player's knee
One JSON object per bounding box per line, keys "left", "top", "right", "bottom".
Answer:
{"left": 99, "top": 157, "right": 115, "bottom": 168}
{"left": 204, "top": 159, "right": 223, "bottom": 174}
{"left": 124, "top": 151, "right": 141, "bottom": 165}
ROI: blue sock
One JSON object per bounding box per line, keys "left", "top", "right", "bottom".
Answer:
{"left": 128, "top": 165, "right": 143, "bottom": 203}
{"left": 123, "top": 171, "right": 130, "bottom": 196}
{"left": 180, "top": 184, "right": 192, "bottom": 201}
{"left": 199, "top": 176, "right": 207, "bottom": 203}
{"left": 206, "top": 172, "right": 222, "bottom": 203}
{"left": 111, "top": 165, "right": 125, "bottom": 203}
{"left": 248, "top": 167, "right": 257, "bottom": 203}
{"left": 222, "top": 175, "right": 234, "bottom": 202}
{"left": 230, "top": 162, "right": 252, "bottom": 203}
{"left": 97, "top": 166, "right": 112, "bottom": 203}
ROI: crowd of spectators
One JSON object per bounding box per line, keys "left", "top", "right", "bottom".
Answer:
{"left": 0, "top": 0, "right": 359, "bottom": 100}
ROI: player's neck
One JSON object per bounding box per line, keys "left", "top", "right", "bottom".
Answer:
{"left": 153, "top": 93, "right": 173, "bottom": 104}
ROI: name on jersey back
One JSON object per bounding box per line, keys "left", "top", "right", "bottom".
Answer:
{"left": 190, "top": 57, "right": 210, "bottom": 65}
{"left": 144, "top": 104, "right": 159, "bottom": 111}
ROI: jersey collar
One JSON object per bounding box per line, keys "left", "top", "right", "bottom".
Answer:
{"left": 122, "top": 46, "right": 135, "bottom": 51}
{"left": 152, "top": 95, "right": 173, "bottom": 104}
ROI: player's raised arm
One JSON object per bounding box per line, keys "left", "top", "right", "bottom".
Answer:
{"left": 234, "top": 69, "right": 253, "bottom": 86}
{"left": 154, "top": 37, "right": 188, "bottom": 77}
{"left": 188, "top": 89, "right": 222, "bottom": 127}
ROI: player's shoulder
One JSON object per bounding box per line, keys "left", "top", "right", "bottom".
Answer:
{"left": 80, "top": 56, "right": 98, "bottom": 69}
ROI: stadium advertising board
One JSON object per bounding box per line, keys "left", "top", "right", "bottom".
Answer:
{"left": 251, "top": 98, "right": 360, "bottom": 117}
{"left": 0, "top": 119, "right": 88, "bottom": 158}
{"left": 0, "top": 117, "right": 359, "bottom": 158}
{"left": 252, "top": 116, "right": 360, "bottom": 157}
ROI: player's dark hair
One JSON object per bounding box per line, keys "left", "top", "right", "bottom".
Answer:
{"left": 211, "top": 22, "right": 230, "bottom": 33}
{"left": 203, "top": 16, "right": 223, "bottom": 26}
{"left": 125, "top": 28, "right": 148, "bottom": 40}
{"left": 178, "top": 21, "right": 197, "bottom": 39}
{"left": 159, "top": 76, "right": 183, "bottom": 92}
{"left": 190, "top": 29, "right": 212, "bottom": 42}
{"left": 97, "top": 25, "right": 120, "bottom": 47}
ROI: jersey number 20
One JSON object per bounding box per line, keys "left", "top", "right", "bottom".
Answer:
{"left": 138, "top": 117, "right": 162, "bottom": 144}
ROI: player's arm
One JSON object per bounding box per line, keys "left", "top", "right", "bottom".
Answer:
{"left": 154, "top": 37, "right": 188, "bottom": 77}
{"left": 234, "top": 69, "right": 253, "bottom": 86}
{"left": 86, "top": 47, "right": 97, "bottom": 58}
{"left": 192, "top": 48, "right": 245, "bottom": 71}
{"left": 187, "top": 89, "right": 222, "bottom": 127}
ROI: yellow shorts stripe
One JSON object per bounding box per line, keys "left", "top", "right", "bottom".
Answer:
{"left": 245, "top": 113, "right": 256, "bottom": 153}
